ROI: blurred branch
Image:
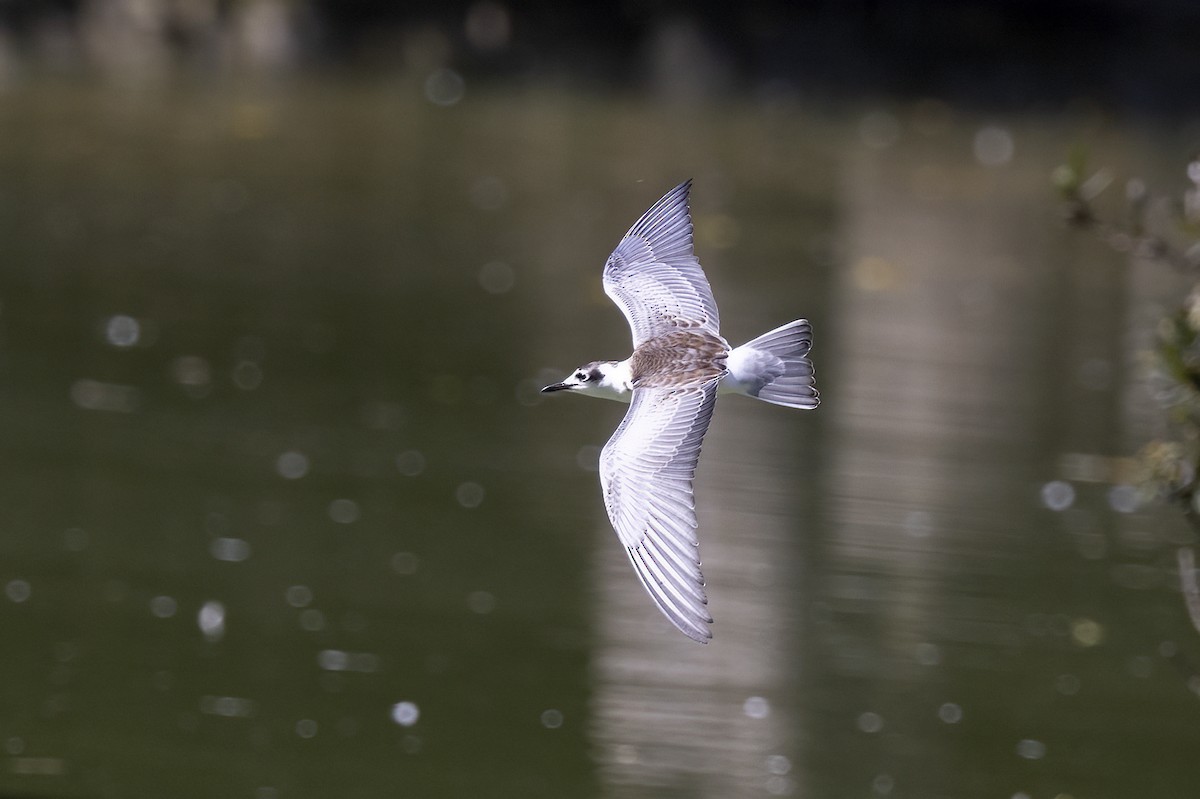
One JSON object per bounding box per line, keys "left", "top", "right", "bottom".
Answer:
{"left": 1055, "top": 147, "right": 1200, "bottom": 272}
{"left": 1060, "top": 149, "right": 1200, "bottom": 634}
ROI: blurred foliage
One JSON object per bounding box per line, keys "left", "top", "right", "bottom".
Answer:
{"left": 1058, "top": 149, "right": 1200, "bottom": 630}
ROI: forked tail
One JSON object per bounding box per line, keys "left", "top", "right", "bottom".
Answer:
{"left": 725, "top": 319, "right": 819, "bottom": 409}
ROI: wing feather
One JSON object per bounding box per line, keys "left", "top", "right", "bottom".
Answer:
{"left": 599, "top": 381, "right": 719, "bottom": 643}
{"left": 602, "top": 180, "right": 721, "bottom": 347}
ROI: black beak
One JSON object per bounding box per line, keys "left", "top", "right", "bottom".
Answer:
{"left": 541, "top": 382, "right": 571, "bottom": 393}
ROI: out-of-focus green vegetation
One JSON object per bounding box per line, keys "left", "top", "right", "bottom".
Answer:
{"left": 1058, "top": 149, "right": 1200, "bottom": 629}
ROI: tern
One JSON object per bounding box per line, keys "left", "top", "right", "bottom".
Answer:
{"left": 541, "top": 180, "right": 818, "bottom": 643}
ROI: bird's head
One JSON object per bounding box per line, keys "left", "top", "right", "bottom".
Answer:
{"left": 541, "top": 360, "right": 628, "bottom": 401}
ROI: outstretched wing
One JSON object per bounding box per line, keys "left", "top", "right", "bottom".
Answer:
{"left": 603, "top": 180, "right": 721, "bottom": 348}
{"left": 598, "top": 380, "right": 720, "bottom": 643}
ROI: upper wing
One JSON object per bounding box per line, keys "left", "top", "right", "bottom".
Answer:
{"left": 599, "top": 380, "right": 720, "bottom": 643}
{"left": 602, "top": 180, "right": 721, "bottom": 348}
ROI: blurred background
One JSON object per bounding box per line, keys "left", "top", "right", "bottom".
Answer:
{"left": 2, "top": 1, "right": 1200, "bottom": 797}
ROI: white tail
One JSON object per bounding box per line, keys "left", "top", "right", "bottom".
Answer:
{"left": 724, "top": 319, "right": 819, "bottom": 409}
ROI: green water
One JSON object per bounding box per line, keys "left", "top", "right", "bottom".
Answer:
{"left": 0, "top": 79, "right": 1197, "bottom": 798}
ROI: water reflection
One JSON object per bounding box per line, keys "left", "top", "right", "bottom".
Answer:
{"left": 589, "top": 319, "right": 814, "bottom": 797}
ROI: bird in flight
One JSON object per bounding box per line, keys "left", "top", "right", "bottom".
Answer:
{"left": 541, "top": 180, "right": 818, "bottom": 643}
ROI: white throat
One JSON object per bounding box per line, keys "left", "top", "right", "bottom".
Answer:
{"left": 592, "top": 359, "right": 634, "bottom": 402}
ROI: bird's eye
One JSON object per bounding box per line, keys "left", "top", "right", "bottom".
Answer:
{"left": 575, "top": 372, "right": 587, "bottom": 381}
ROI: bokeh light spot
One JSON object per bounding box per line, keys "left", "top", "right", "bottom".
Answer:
{"left": 743, "top": 696, "right": 770, "bottom": 719}
{"left": 201, "top": 695, "right": 256, "bottom": 718}
{"left": 392, "top": 701, "right": 420, "bottom": 727}
{"left": 299, "top": 609, "right": 326, "bottom": 631}
{"left": 210, "top": 537, "right": 252, "bottom": 563}
{"left": 1040, "top": 480, "right": 1075, "bottom": 511}
{"left": 285, "top": 585, "right": 313, "bottom": 608}
{"left": 857, "top": 711, "right": 884, "bottom": 733}
{"left": 1070, "top": 618, "right": 1103, "bottom": 647}
{"left": 5, "top": 579, "right": 31, "bottom": 603}
{"left": 1016, "top": 738, "right": 1046, "bottom": 760}
{"left": 150, "top": 595, "right": 178, "bottom": 618}
{"left": 318, "top": 650, "right": 380, "bottom": 673}
{"left": 766, "top": 755, "right": 791, "bottom": 775}
{"left": 233, "top": 361, "right": 263, "bottom": 390}
{"left": 171, "top": 355, "right": 212, "bottom": 398}
{"left": 391, "top": 552, "right": 419, "bottom": 575}
{"left": 396, "top": 450, "right": 426, "bottom": 476}
{"left": 1054, "top": 673, "right": 1081, "bottom": 696}
{"left": 456, "top": 482, "right": 485, "bottom": 508}
{"left": 974, "top": 125, "right": 1014, "bottom": 166}
{"left": 105, "top": 315, "right": 140, "bottom": 347}
{"left": 1107, "top": 484, "right": 1139, "bottom": 513}
{"left": 198, "top": 600, "right": 226, "bottom": 642}
{"left": 328, "top": 499, "right": 360, "bottom": 524}
{"left": 465, "top": 1, "right": 511, "bottom": 51}
{"left": 467, "top": 590, "right": 496, "bottom": 614}
{"left": 425, "top": 68, "right": 464, "bottom": 106}
{"left": 71, "top": 379, "right": 140, "bottom": 413}
{"left": 276, "top": 451, "right": 309, "bottom": 479}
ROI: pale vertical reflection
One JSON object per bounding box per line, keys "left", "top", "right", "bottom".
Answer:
{"left": 820, "top": 144, "right": 1060, "bottom": 721}
{"left": 589, "top": 408, "right": 799, "bottom": 797}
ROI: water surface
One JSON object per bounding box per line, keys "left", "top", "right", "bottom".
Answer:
{"left": 0, "top": 80, "right": 1196, "bottom": 798}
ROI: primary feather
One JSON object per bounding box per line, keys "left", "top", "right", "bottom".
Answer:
{"left": 602, "top": 180, "right": 722, "bottom": 347}
{"left": 599, "top": 380, "right": 721, "bottom": 643}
